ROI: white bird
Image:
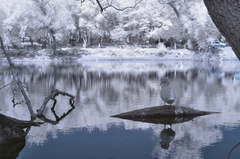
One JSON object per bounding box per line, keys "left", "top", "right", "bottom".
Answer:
{"left": 160, "top": 78, "right": 176, "bottom": 105}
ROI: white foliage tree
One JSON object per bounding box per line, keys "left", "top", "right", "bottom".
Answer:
{"left": 0, "top": 0, "right": 222, "bottom": 50}
{"left": 0, "top": 0, "right": 32, "bottom": 45}
{"left": 1, "top": 0, "right": 76, "bottom": 52}
{"left": 159, "top": 0, "right": 221, "bottom": 49}
{"left": 121, "top": 0, "right": 174, "bottom": 44}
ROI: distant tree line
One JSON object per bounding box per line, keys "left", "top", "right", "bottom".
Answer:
{"left": 0, "top": 0, "right": 222, "bottom": 53}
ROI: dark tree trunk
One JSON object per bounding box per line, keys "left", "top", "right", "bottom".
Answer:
{"left": 48, "top": 29, "right": 57, "bottom": 55}
{"left": 203, "top": 0, "right": 240, "bottom": 60}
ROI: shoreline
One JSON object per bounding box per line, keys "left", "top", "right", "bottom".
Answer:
{"left": 0, "top": 47, "right": 238, "bottom": 62}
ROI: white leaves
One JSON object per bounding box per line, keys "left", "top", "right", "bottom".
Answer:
{"left": 122, "top": 0, "right": 173, "bottom": 38}
{"left": 175, "top": 0, "right": 220, "bottom": 46}
{"left": 19, "top": 26, "right": 27, "bottom": 38}
{"left": 1, "top": 0, "right": 78, "bottom": 42}
{"left": 0, "top": 0, "right": 221, "bottom": 47}
{"left": 111, "top": 26, "right": 127, "bottom": 40}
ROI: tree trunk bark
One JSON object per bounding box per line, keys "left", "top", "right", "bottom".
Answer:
{"left": 203, "top": 0, "right": 240, "bottom": 60}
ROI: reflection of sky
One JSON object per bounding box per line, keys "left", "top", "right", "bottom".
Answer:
{"left": 23, "top": 125, "right": 159, "bottom": 159}
{"left": 1, "top": 60, "right": 240, "bottom": 158}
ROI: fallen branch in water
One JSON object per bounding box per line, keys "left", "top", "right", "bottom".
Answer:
{"left": 0, "top": 36, "right": 76, "bottom": 145}
{"left": 37, "top": 95, "right": 75, "bottom": 124}
{"left": 0, "top": 82, "right": 14, "bottom": 90}
{"left": 0, "top": 36, "right": 36, "bottom": 119}
{"left": 36, "top": 89, "right": 75, "bottom": 116}
{"left": 0, "top": 36, "right": 75, "bottom": 122}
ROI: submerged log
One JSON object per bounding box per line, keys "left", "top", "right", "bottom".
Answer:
{"left": 117, "top": 116, "right": 199, "bottom": 125}
{"left": 112, "top": 105, "right": 219, "bottom": 124}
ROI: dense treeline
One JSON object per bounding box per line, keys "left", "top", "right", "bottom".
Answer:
{"left": 0, "top": 0, "right": 222, "bottom": 52}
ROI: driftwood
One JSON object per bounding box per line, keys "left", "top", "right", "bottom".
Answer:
{"left": 0, "top": 36, "right": 75, "bottom": 120}
{"left": 112, "top": 105, "right": 219, "bottom": 124}
{"left": 0, "top": 36, "right": 76, "bottom": 147}
{"left": 36, "top": 89, "right": 75, "bottom": 116}
{"left": 0, "top": 89, "right": 75, "bottom": 145}
{"left": 37, "top": 90, "right": 75, "bottom": 124}
{"left": 115, "top": 115, "right": 200, "bottom": 125}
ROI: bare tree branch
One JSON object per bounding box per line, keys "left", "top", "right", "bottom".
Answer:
{"left": 104, "top": 0, "right": 142, "bottom": 11}
{"left": 37, "top": 97, "right": 75, "bottom": 125}
{"left": 36, "top": 89, "right": 75, "bottom": 116}
{"left": 0, "top": 74, "right": 10, "bottom": 83}
{"left": 32, "top": 0, "right": 50, "bottom": 16}
{"left": 96, "top": 0, "right": 142, "bottom": 12}
{"left": 227, "top": 141, "right": 240, "bottom": 159}
{"left": 0, "top": 36, "right": 76, "bottom": 125}
{"left": 96, "top": 0, "right": 104, "bottom": 12}
{"left": 0, "top": 36, "right": 36, "bottom": 119}
{"left": 100, "top": 12, "right": 117, "bottom": 21}
{"left": 0, "top": 82, "right": 14, "bottom": 91}
{"left": 157, "top": 0, "right": 190, "bottom": 38}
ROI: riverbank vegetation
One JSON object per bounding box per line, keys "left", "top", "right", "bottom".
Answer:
{"left": 0, "top": 0, "right": 223, "bottom": 55}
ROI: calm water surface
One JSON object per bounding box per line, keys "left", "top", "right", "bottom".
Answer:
{"left": 1, "top": 60, "right": 240, "bottom": 159}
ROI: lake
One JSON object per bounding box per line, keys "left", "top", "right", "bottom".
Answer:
{"left": 0, "top": 59, "right": 240, "bottom": 159}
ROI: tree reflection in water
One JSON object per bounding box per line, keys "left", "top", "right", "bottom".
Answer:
{"left": 0, "top": 61, "right": 240, "bottom": 158}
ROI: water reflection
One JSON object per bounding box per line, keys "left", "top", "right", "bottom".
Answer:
{"left": 160, "top": 126, "right": 175, "bottom": 149}
{"left": 0, "top": 60, "right": 240, "bottom": 158}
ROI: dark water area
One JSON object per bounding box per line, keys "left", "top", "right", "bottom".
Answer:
{"left": 1, "top": 60, "right": 240, "bottom": 159}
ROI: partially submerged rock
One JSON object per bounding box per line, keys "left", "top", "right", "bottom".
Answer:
{"left": 112, "top": 105, "right": 219, "bottom": 124}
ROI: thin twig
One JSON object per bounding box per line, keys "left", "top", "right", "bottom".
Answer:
{"left": 96, "top": 0, "right": 142, "bottom": 12}
{"left": 227, "top": 141, "right": 240, "bottom": 159}
{"left": 103, "top": 0, "right": 142, "bottom": 11}
{"left": 0, "top": 74, "right": 9, "bottom": 82}
{"left": 12, "top": 88, "right": 25, "bottom": 107}
{"left": 0, "top": 82, "right": 14, "bottom": 90}
{"left": 100, "top": 12, "right": 117, "bottom": 21}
